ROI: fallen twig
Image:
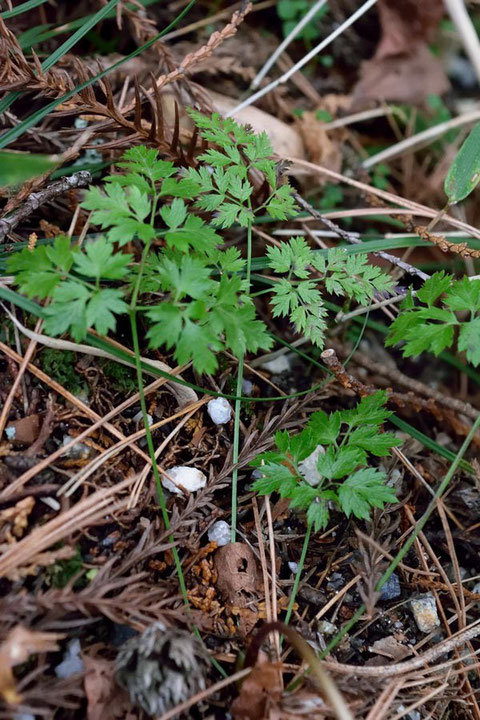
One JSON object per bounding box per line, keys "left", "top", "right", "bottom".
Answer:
{"left": 0, "top": 171, "right": 92, "bottom": 241}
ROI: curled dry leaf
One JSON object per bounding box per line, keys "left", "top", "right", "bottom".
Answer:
{"left": 214, "top": 541, "right": 260, "bottom": 607}
{"left": 368, "top": 635, "right": 412, "bottom": 661}
{"left": 0, "top": 625, "right": 64, "bottom": 705}
{"left": 232, "top": 657, "right": 283, "bottom": 720}
{"left": 295, "top": 111, "right": 344, "bottom": 177}
{"left": 84, "top": 655, "right": 132, "bottom": 720}
{"left": 6, "top": 414, "right": 40, "bottom": 446}
{"left": 352, "top": 0, "right": 449, "bottom": 106}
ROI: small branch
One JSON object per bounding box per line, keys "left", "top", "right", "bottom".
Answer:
{"left": 228, "top": 0, "right": 378, "bottom": 117}
{"left": 321, "top": 348, "right": 480, "bottom": 442}
{"left": 293, "top": 192, "right": 430, "bottom": 282}
{"left": 250, "top": 0, "right": 329, "bottom": 89}
{"left": 444, "top": 0, "right": 480, "bottom": 85}
{"left": 0, "top": 171, "right": 92, "bottom": 241}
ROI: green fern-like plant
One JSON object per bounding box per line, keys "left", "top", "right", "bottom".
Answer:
{"left": 8, "top": 111, "right": 395, "bottom": 373}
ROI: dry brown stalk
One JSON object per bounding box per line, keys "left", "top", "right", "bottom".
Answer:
{"left": 320, "top": 621, "right": 480, "bottom": 677}
{"left": 0, "top": 171, "right": 91, "bottom": 241}
{"left": 321, "top": 348, "right": 480, "bottom": 444}
{"left": 329, "top": 339, "right": 479, "bottom": 421}
{"left": 120, "top": 1, "right": 253, "bottom": 116}
{"left": 404, "top": 216, "right": 480, "bottom": 258}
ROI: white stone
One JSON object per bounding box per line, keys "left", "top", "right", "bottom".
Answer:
{"left": 207, "top": 397, "right": 232, "bottom": 425}
{"left": 260, "top": 354, "right": 291, "bottom": 374}
{"left": 55, "top": 639, "right": 84, "bottom": 678}
{"left": 242, "top": 379, "right": 254, "bottom": 396}
{"left": 208, "top": 520, "right": 230, "bottom": 547}
{"left": 133, "top": 411, "right": 153, "bottom": 426}
{"left": 288, "top": 561, "right": 299, "bottom": 573}
{"left": 5, "top": 426, "right": 15, "bottom": 440}
{"left": 61, "top": 435, "right": 95, "bottom": 460}
{"left": 298, "top": 445, "right": 325, "bottom": 486}
{"left": 410, "top": 592, "right": 440, "bottom": 633}
{"left": 317, "top": 620, "right": 337, "bottom": 635}
{"left": 162, "top": 466, "right": 206, "bottom": 495}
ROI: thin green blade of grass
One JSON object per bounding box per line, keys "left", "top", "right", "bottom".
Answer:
{"left": 390, "top": 415, "right": 473, "bottom": 474}
{"left": 0, "top": 0, "right": 120, "bottom": 116}
{"left": 0, "top": 0, "right": 196, "bottom": 148}
{"left": 17, "top": 0, "right": 160, "bottom": 48}
{"left": 0, "top": 0, "right": 48, "bottom": 19}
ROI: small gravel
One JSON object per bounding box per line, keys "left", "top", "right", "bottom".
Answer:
{"left": 410, "top": 592, "right": 440, "bottom": 633}
{"left": 208, "top": 520, "right": 231, "bottom": 547}
{"left": 207, "top": 397, "right": 232, "bottom": 425}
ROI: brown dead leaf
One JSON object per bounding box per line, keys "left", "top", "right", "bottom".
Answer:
{"left": 352, "top": 0, "right": 448, "bottom": 107}
{"left": 6, "top": 414, "right": 40, "bottom": 446}
{"left": 214, "top": 542, "right": 259, "bottom": 608}
{"left": 375, "top": 0, "right": 444, "bottom": 58}
{"left": 0, "top": 625, "right": 64, "bottom": 705}
{"left": 84, "top": 655, "right": 132, "bottom": 720}
{"left": 296, "top": 111, "right": 344, "bottom": 174}
{"left": 369, "top": 635, "right": 412, "bottom": 661}
{"left": 232, "top": 658, "right": 283, "bottom": 720}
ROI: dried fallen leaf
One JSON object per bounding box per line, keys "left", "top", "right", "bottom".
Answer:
{"left": 84, "top": 655, "right": 132, "bottom": 720}
{"left": 214, "top": 542, "right": 259, "bottom": 607}
{"left": 369, "top": 635, "right": 412, "bottom": 661}
{"left": 6, "top": 414, "right": 40, "bottom": 446}
{"left": 232, "top": 657, "right": 283, "bottom": 720}
{"left": 0, "top": 625, "right": 64, "bottom": 705}
{"left": 352, "top": 0, "right": 448, "bottom": 106}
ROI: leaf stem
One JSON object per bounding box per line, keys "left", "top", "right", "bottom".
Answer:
{"left": 231, "top": 220, "right": 253, "bottom": 542}
{"left": 285, "top": 521, "right": 312, "bottom": 626}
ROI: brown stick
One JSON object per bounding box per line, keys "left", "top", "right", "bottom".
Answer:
{"left": 0, "top": 171, "right": 91, "bottom": 241}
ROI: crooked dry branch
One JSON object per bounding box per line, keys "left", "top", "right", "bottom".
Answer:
{"left": 293, "top": 193, "right": 430, "bottom": 282}
{"left": 0, "top": 171, "right": 92, "bottom": 241}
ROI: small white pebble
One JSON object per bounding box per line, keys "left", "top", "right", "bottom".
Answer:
{"left": 40, "top": 497, "right": 61, "bottom": 511}
{"left": 5, "top": 426, "right": 16, "bottom": 440}
{"left": 207, "top": 397, "right": 232, "bottom": 425}
{"left": 208, "top": 520, "right": 231, "bottom": 547}
{"left": 162, "top": 466, "right": 206, "bottom": 495}
{"left": 288, "top": 561, "right": 299, "bottom": 573}
{"left": 318, "top": 620, "right": 337, "bottom": 635}
{"left": 410, "top": 592, "right": 440, "bottom": 633}
{"left": 298, "top": 445, "right": 325, "bottom": 487}
{"left": 55, "top": 639, "right": 84, "bottom": 679}
{"left": 242, "top": 379, "right": 253, "bottom": 396}
{"left": 260, "top": 355, "right": 291, "bottom": 374}
{"left": 62, "top": 435, "right": 95, "bottom": 460}
{"left": 133, "top": 411, "right": 153, "bottom": 426}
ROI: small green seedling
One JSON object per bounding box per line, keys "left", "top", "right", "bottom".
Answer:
{"left": 251, "top": 391, "right": 400, "bottom": 531}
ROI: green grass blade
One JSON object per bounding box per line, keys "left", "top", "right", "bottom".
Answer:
{"left": 390, "top": 415, "right": 473, "bottom": 474}
{"left": 0, "top": 149, "right": 58, "bottom": 188}
{"left": 0, "top": 0, "right": 120, "bottom": 116}
{"left": 0, "top": 0, "right": 196, "bottom": 148}
{"left": 0, "top": 0, "right": 48, "bottom": 18}
{"left": 18, "top": 0, "right": 160, "bottom": 49}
